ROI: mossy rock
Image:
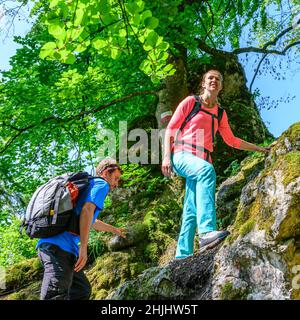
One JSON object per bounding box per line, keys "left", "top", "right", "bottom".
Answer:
{"left": 4, "top": 258, "right": 42, "bottom": 293}
{"left": 274, "top": 195, "right": 300, "bottom": 241}
{"left": 87, "top": 251, "right": 148, "bottom": 299}
{"left": 2, "top": 281, "right": 41, "bottom": 300}
{"left": 270, "top": 152, "right": 300, "bottom": 187}
{"left": 240, "top": 154, "right": 265, "bottom": 178}
{"left": 275, "top": 122, "right": 300, "bottom": 150}
{"left": 216, "top": 154, "right": 265, "bottom": 230}
{"left": 108, "top": 267, "right": 180, "bottom": 300}
{"left": 220, "top": 281, "right": 249, "bottom": 300}
{"left": 108, "top": 223, "right": 149, "bottom": 251}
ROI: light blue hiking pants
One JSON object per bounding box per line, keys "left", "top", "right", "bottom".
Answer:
{"left": 172, "top": 151, "right": 217, "bottom": 259}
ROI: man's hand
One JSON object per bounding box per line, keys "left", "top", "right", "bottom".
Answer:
{"left": 114, "top": 227, "right": 128, "bottom": 238}
{"left": 74, "top": 245, "right": 88, "bottom": 272}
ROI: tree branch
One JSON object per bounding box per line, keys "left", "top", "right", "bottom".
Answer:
{"left": 203, "top": 0, "right": 215, "bottom": 43}
{"left": 0, "top": 90, "right": 158, "bottom": 155}
{"left": 196, "top": 38, "right": 229, "bottom": 57}
{"left": 233, "top": 40, "right": 300, "bottom": 55}
{"left": 233, "top": 18, "right": 300, "bottom": 55}
{"left": 249, "top": 53, "right": 268, "bottom": 93}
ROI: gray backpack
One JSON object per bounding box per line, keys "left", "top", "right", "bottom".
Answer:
{"left": 22, "top": 172, "right": 98, "bottom": 238}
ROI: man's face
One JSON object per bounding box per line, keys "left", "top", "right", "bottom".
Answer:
{"left": 103, "top": 169, "right": 121, "bottom": 190}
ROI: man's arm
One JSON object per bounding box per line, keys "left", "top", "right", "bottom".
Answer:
{"left": 74, "top": 202, "right": 95, "bottom": 272}
{"left": 93, "top": 219, "right": 127, "bottom": 238}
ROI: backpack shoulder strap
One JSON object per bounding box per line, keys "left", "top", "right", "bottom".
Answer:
{"left": 217, "top": 106, "right": 224, "bottom": 126}
{"left": 179, "top": 95, "right": 202, "bottom": 132}
{"left": 88, "top": 175, "right": 105, "bottom": 180}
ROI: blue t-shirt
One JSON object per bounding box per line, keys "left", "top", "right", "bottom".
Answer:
{"left": 37, "top": 178, "right": 110, "bottom": 257}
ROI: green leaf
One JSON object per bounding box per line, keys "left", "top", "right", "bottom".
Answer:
{"left": 74, "top": 44, "right": 87, "bottom": 53}
{"left": 125, "top": 2, "right": 140, "bottom": 15}
{"left": 126, "top": 1, "right": 145, "bottom": 15}
{"left": 163, "top": 63, "right": 174, "bottom": 72}
{"left": 141, "top": 10, "right": 152, "bottom": 21}
{"left": 53, "top": 51, "right": 61, "bottom": 60}
{"left": 49, "top": 0, "right": 60, "bottom": 9}
{"left": 63, "top": 54, "right": 76, "bottom": 64}
{"left": 158, "top": 51, "right": 169, "bottom": 61}
{"left": 144, "top": 17, "right": 159, "bottom": 29}
{"left": 119, "top": 29, "right": 127, "bottom": 37}
{"left": 139, "top": 59, "right": 151, "bottom": 73}
{"left": 71, "top": 27, "right": 86, "bottom": 40}
{"left": 145, "top": 31, "right": 159, "bottom": 47}
{"left": 93, "top": 38, "right": 108, "bottom": 49}
{"left": 101, "top": 13, "right": 115, "bottom": 25}
{"left": 110, "top": 48, "right": 120, "bottom": 59}
{"left": 48, "top": 24, "right": 66, "bottom": 41}
{"left": 151, "top": 75, "right": 161, "bottom": 84}
{"left": 133, "top": 14, "right": 141, "bottom": 25}
{"left": 59, "top": 49, "right": 70, "bottom": 59}
{"left": 39, "top": 42, "right": 57, "bottom": 59}
{"left": 99, "top": 0, "right": 110, "bottom": 13}
{"left": 74, "top": 9, "right": 86, "bottom": 26}
{"left": 157, "top": 41, "right": 169, "bottom": 51}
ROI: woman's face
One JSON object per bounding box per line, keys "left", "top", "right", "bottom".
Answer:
{"left": 202, "top": 71, "right": 223, "bottom": 94}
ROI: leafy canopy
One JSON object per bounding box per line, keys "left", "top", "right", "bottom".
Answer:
{"left": 0, "top": 0, "right": 299, "bottom": 212}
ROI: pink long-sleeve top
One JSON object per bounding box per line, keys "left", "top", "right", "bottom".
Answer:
{"left": 167, "top": 95, "right": 242, "bottom": 163}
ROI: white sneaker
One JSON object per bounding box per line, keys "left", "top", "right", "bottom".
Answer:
{"left": 199, "top": 230, "right": 230, "bottom": 253}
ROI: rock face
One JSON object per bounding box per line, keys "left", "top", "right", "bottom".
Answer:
{"left": 211, "top": 122, "right": 300, "bottom": 300}
{"left": 2, "top": 122, "right": 299, "bottom": 300}
{"left": 108, "top": 245, "right": 221, "bottom": 300}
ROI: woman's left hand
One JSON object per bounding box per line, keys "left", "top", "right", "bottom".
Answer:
{"left": 258, "top": 146, "right": 271, "bottom": 154}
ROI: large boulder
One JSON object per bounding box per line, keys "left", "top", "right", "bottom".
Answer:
{"left": 108, "top": 122, "right": 300, "bottom": 300}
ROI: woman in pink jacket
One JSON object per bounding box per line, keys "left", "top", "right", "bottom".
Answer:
{"left": 162, "top": 69, "right": 269, "bottom": 259}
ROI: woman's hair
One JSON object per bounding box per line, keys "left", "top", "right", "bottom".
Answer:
{"left": 199, "top": 69, "right": 223, "bottom": 95}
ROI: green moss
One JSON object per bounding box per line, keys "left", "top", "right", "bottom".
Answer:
{"left": 229, "top": 191, "right": 275, "bottom": 242}
{"left": 143, "top": 210, "right": 159, "bottom": 229}
{"left": 3, "top": 281, "right": 41, "bottom": 300}
{"left": 224, "top": 159, "right": 241, "bottom": 177}
{"left": 281, "top": 152, "right": 300, "bottom": 186}
{"left": 280, "top": 122, "right": 300, "bottom": 145}
{"left": 220, "top": 281, "right": 249, "bottom": 300}
{"left": 110, "top": 267, "right": 173, "bottom": 300}
{"left": 274, "top": 196, "right": 300, "bottom": 241}
{"left": 239, "top": 218, "right": 256, "bottom": 237}
{"left": 87, "top": 251, "right": 148, "bottom": 299}
{"left": 281, "top": 239, "right": 300, "bottom": 300}
{"left": 291, "top": 251, "right": 300, "bottom": 300}
{"left": 94, "top": 289, "right": 109, "bottom": 300}
{"left": 263, "top": 151, "right": 300, "bottom": 190}
{"left": 129, "top": 262, "right": 147, "bottom": 278}
{"left": 130, "top": 222, "right": 149, "bottom": 243}
{"left": 240, "top": 155, "right": 265, "bottom": 178}
{"left": 144, "top": 243, "right": 159, "bottom": 262}
{"left": 5, "top": 258, "right": 43, "bottom": 292}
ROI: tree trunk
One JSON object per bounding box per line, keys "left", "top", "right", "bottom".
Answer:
{"left": 156, "top": 55, "right": 189, "bottom": 129}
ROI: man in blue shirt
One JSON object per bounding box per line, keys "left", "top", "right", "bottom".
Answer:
{"left": 37, "top": 158, "right": 126, "bottom": 300}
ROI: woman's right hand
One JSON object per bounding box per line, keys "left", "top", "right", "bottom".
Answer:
{"left": 162, "top": 157, "right": 173, "bottom": 177}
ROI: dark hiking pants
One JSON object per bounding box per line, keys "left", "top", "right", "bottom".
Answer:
{"left": 38, "top": 243, "right": 92, "bottom": 300}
